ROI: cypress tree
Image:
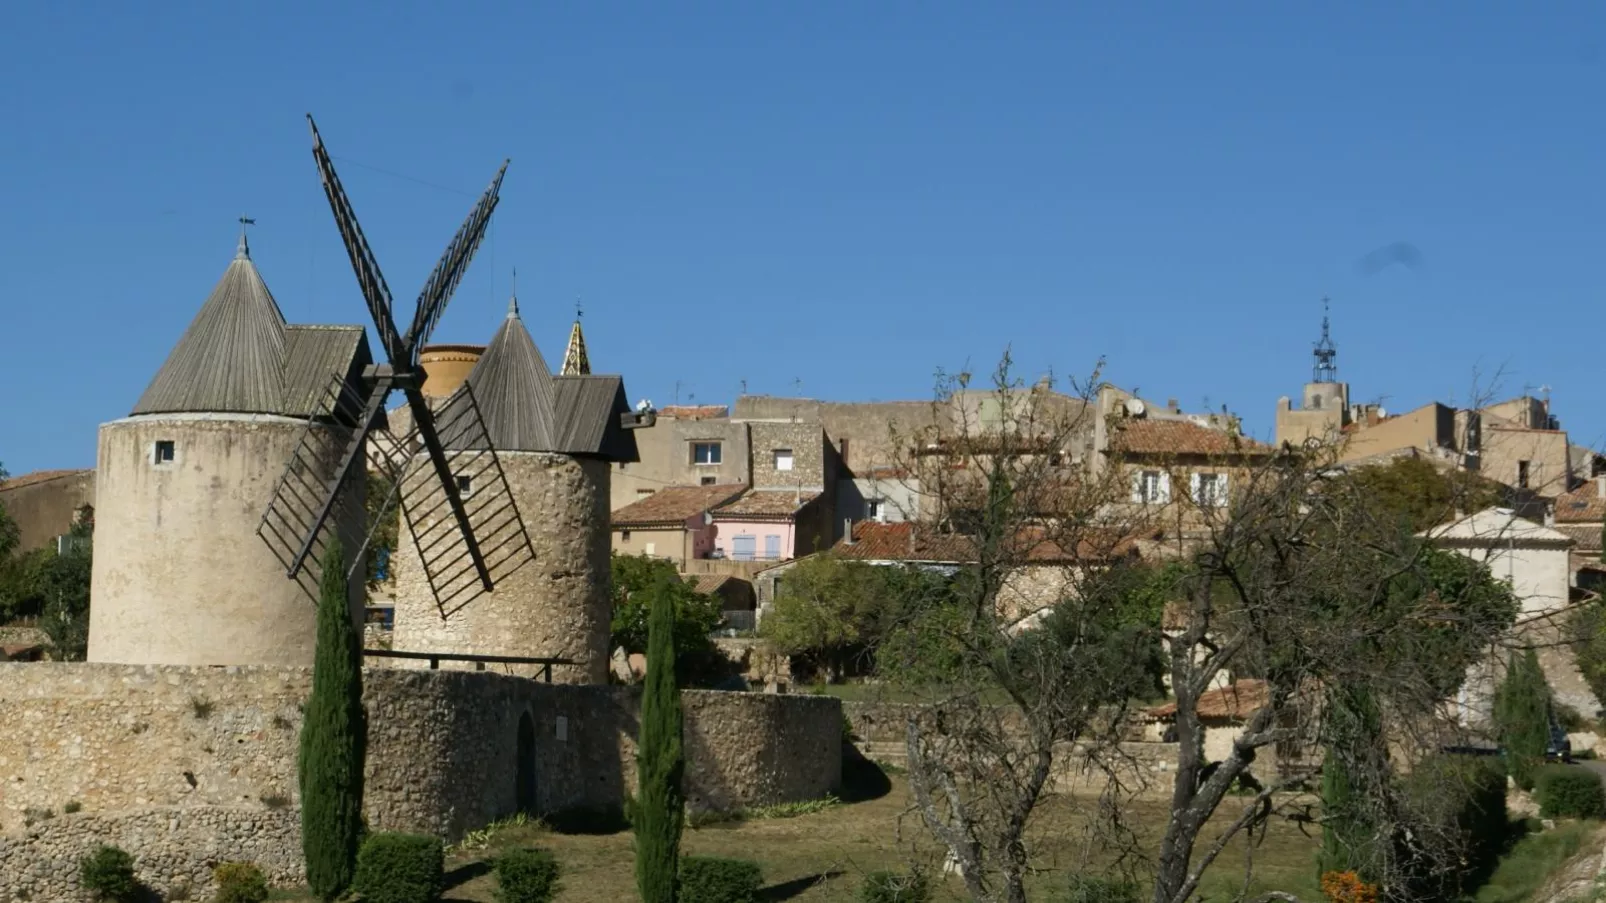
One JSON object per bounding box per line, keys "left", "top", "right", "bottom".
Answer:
{"left": 299, "top": 537, "right": 366, "bottom": 901}
{"left": 635, "top": 573, "right": 685, "bottom": 903}
{"left": 1493, "top": 648, "right": 1550, "bottom": 791}
{"left": 1318, "top": 684, "right": 1388, "bottom": 882}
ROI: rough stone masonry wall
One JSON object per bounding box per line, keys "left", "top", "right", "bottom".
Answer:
{"left": 748, "top": 420, "right": 827, "bottom": 490}
{"left": 0, "top": 807, "right": 301, "bottom": 902}
{"left": 0, "top": 664, "right": 841, "bottom": 893}
{"left": 391, "top": 452, "right": 612, "bottom": 684}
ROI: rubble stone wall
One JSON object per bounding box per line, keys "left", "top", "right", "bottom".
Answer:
{"left": 0, "top": 663, "right": 841, "bottom": 846}
{"left": 0, "top": 807, "right": 300, "bottom": 902}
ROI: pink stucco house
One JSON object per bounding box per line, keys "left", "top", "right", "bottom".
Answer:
{"left": 710, "top": 489, "right": 828, "bottom": 562}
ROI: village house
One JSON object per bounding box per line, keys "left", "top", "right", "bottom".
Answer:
{"left": 1099, "top": 408, "right": 1274, "bottom": 544}
{"left": 1421, "top": 506, "right": 1597, "bottom": 721}
{"left": 710, "top": 489, "right": 828, "bottom": 562}
{"left": 0, "top": 469, "right": 96, "bottom": 553}
{"left": 1555, "top": 476, "right": 1606, "bottom": 589}
{"left": 609, "top": 483, "right": 748, "bottom": 564}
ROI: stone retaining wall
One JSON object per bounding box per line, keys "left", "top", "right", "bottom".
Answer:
{"left": 0, "top": 806, "right": 301, "bottom": 902}
{"left": 0, "top": 664, "right": 841, "bottom": 840}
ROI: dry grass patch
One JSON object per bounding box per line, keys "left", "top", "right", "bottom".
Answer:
{"left": 268, "top": 773, "right": 1322, "bottom": 901}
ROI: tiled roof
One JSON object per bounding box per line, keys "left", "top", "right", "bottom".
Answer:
{"left": 659, "top": 405, "right": 729, "bottom": 421}
{"left": 0, "top": 469, "right": 92, "bottom": 492}
{"left": 1561, "top": 525, "right": 1602, "bottom": 550}
{"left": 832, "top": 521, "right": 1138, "bottom": 564}
{"left": 1557, "top": 481, "right": 1606, "bottom": 524}
{"left": 689, "top": 573, "right": 735, "bottom": 595}
{"left": 1147, "top": 679, "right": 1269, "bottom": 722}
{"left": 713, "top": 489, "right": 821, "bottom": 519}
{"left": 835, "top": 522, "right": 977, "bottom": 563}
{"left": 1109, "top": 419, "right": 1272, "bottom": 457}
{"left": 612, "top": 484, "right": 748, "bottom": 527}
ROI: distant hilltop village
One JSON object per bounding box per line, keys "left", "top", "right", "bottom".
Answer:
{"left": 8, "top": 285, "right": 1601, "bottom": 605}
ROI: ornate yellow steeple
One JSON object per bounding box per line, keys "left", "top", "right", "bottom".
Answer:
{"left": 560, "top": 300, "right": 590, "bottom": 376}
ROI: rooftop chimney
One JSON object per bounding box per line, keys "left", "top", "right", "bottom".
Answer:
{"left": 1596, "top": 475, "right": 1604, "bottom": 500}
{"left": 843, "top": 518, "right": 855, "bottom": 544}
{"left": 1167, "top": 398, "right": 1179, "bottom": 412}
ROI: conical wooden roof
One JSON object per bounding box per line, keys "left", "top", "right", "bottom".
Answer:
{"left": 455, "top": 295, "right": 560, "bottom": 451}
{"left": 132, "top": 234, "right": 289, "bottom": 415}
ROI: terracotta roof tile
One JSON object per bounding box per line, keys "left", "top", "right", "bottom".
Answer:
{"left": 832, "top": 521, "right": 1139, "bottom": 564}
{"left": 835, "top": 522, "right": 977, "bottom": 563}
{"left": 713, "top": 489, "right": 821, "bottom": 519}
{"left": 1559, "top": 525, "right": 1601, "bottom": 550}
{"left": 1110, "top": 420, "right": 1272, "bottom": 457}
{"left": 689, "top": 573, "right": 735, "bottom": 595}
{"left": 611, "top": 484, "right": 748, "bottom": 527}
{"left": 1147, "top": 679, "right": 1269, "bottom": 722}
{"left": 659, "top": 405, "right": 729, "bottom": 421}
{"left": 1557, "top": 481, "right": 1606, "bottom": 524}
{"left": 0, "top": 469, "right": 92, "bottom": 492}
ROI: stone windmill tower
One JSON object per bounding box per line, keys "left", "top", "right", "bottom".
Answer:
{"left": 88, "top": 225, "right": 372, "bottom": 666}
{"left": 391, "top": 291, "right": 644, "bottom": 683}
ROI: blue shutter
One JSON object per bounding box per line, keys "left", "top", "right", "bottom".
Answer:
{"left": 732, "top": 535, "right": 756, "bottom": 561}
{"left": 764, "top": 534, "right": 781, "bottom": 559}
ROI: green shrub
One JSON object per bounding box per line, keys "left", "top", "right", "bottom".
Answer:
{"left": 213, "top": 861, "right": 269, "bottom": 903}
{"left": 1063, "top": 873, "right": 1142, "bottom": 903}
{"left": 678, "top": 855, "right": 763, "bottom": 903}
{"left": 1536, "top": 765, "right": 1606, "bottom": 819}
{"left": 859, "top": 868, "right": 931, "bottom": 902}
{"left": 494, "top": 848, "right": 561, "bottom": 903}
{"left": 353, "top": 833, "right": 444, "bottom": 903}
{"left": 79, "top": 845, "right": 139, "bottom": 902}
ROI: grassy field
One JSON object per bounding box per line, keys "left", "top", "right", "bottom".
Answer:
{"left": 271, "top": 769, "right": 1325, "bottom": 902}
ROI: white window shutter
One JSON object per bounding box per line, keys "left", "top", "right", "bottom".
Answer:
{"left": 1131, "top": 471, "right": 1144, "bottom": 503}
{"left": 1217, "top": 473, "right": 1230, "bottom": 506}
{"left": 1158, "top": 472, "right": 1172, "bottom": 503}
{"left": 1189, "top": 473, "right": 1202, "bottom": 503}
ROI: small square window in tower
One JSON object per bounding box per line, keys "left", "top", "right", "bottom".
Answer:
{"left": 455, "top": 474, "right": 474, "bottom": 498}
{"left": 692, "top": 442, "right": 722, "bottom": 466}
{"left": 153, "top": 440, "right": 176, "bottom": 465}
{"left": 774, "top": 448, "right": 794, "bottom": 472}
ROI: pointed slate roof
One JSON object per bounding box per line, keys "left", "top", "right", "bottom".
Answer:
{"left": 560, "top": 318, "right": 591, "bottom": 375}
{"left": 453, "top": 294, "right": 560, "bottom": 451}
{"left": 133, "top": 233, "right": 290, "bottom": 415}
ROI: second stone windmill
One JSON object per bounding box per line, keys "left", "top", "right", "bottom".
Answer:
{"left": 258, "top": 117, "right": 536, "bottom": 617}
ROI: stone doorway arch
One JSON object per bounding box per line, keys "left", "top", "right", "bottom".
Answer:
{"left": 515, "top": 710, "right": 537, "bottom": 814}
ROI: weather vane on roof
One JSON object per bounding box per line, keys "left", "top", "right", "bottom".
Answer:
{"left": 576, "top": 297, "right": 583, "bottom": 320}
{"left": 237, "top": 215, "right": 256, "bottom": 258}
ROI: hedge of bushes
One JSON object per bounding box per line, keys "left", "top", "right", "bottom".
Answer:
{"left": 679, "top": 855, "right": 763, "bottom": 903}
{"left": 494, "top": 848, "right": 562, "bottom": 903}
{"left": 353, "top": 832, "right": 445, "bottom": 903}
{"left": 859, "top": 869, "right": 931, "bottom": 903}
{"left": 1536, "top": 765, "right": 1606, "bottom": 819}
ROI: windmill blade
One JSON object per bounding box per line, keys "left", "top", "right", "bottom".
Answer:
{"left": 394, "top": 383, "right": 536, "bottom": 616}
{"left": 307, "top": 114, "right": 406, "bottom": 364}
{"left": 403, "top": 161, "right": 509, "bottom": 356}
{"left": 259, "top": 373, "right": 375, "bottom": 596}
{"left": 403, "top": 385, "right": 494, "bottom": 594}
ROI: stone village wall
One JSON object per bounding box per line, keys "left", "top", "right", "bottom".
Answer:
{"left": 0, "top": 664, "right": 841, "bottom": 900}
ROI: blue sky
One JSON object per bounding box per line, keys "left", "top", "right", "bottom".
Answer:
{"left": 3, "top": 3, "right": 1603, "bottom": 475}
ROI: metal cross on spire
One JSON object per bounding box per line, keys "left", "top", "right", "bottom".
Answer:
{"left": 237, "top": 215, "right": 256, "bottom": 259}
